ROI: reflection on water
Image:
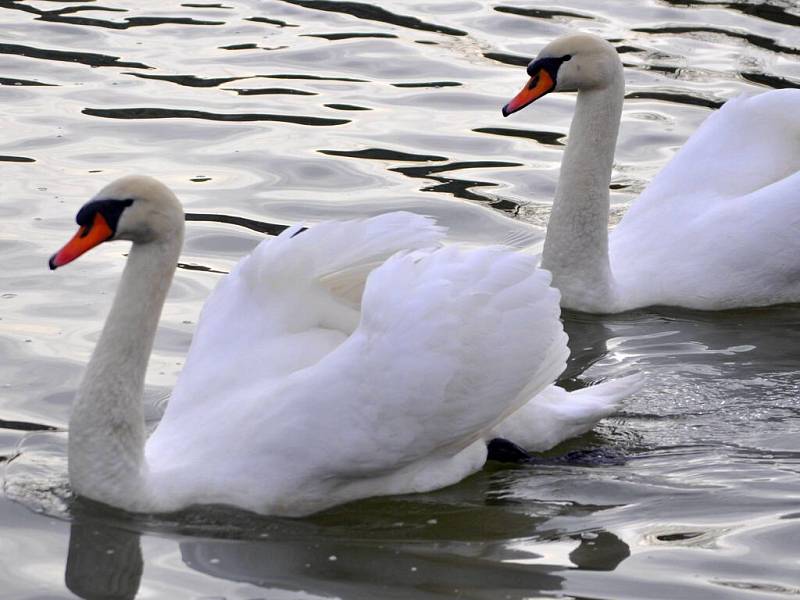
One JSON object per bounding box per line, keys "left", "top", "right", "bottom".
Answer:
{"left": 175, "top": 538, "right": 563, "bottom": 600}
{"left": 66, "top": 515, "right": 143, "bottom": 600}
{"left": 2, "top": 0, "right": 800, "bottom": 598}
{"left": 63, "top": 490, "right": 636, "bottom": 599}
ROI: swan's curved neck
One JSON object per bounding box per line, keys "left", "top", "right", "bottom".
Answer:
{"left": 541, "top": 75, "right": 623, "bottom": 312}
{"left": 68, "top": 232, "right": 182, "bottom": 508}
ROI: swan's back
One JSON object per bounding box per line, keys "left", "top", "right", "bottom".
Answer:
{"left": 610, "top": 89, "right": 800, "bottom": 310}
{"left": 145, "top": 213, "right": 568, "bottom": 515}
{"left": 624, "top": 89, "right": 800, "bottom": 218}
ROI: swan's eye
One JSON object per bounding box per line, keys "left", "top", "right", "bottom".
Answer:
{"left": 76, "top": 198, "right": 134, "bottom": 233}
{"left": 527, "top": 55, "right": 571, "bottom": 80}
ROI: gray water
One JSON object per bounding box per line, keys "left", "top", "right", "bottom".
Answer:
{"left": 1, "top": 0, "right": 799, "bottom": 598}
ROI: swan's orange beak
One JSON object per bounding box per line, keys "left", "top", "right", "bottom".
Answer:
{"left": 49, "top": 213, "right": 114, "bottom": 270}
{"left": 502, "top": 69, "right": 555, "bottom": 117}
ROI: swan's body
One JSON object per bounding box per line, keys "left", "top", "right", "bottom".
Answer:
{"left": 503, "top": 34, "right": 800, "bottom": 313}
{"left": 51, "top": 176, "right": 637, "bottom": 517}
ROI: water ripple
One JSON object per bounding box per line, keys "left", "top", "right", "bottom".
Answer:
{"left": 0, "top": 76, "right": 55, "bottom": 87}
{"left": 0, "top": 0, "right": 225, "bottom": 29}
{"left": 483, "top": 52, "right": 530, "bottom": 67}
{"left": 0, "top": 419, "right": 57, "bottom": 433}
{"left": 0, "top": 42, "right": 150, "bottom": 69}
{"left": 245, "top": 15, "right": 298, "bottom": 27}
{"left": 319, "top": 148, "right": 447, "bottom": 162}
{"left": 81, "top": 107, "right": 350, "bottom": 126}
{"left": 0, "top": 155, "right": 36, "bottom": 163}
{"left": 280, "top": 0, "right": 468, "bottom": 36}
{"left": 473, "top": 127, "right": 565, "bottom": 146}
{"left": 660, "top": 0, "right": 800, "bottom": 28}
{"left": 625, "top": 91, "right": 724, "bottom": 109}
{"left": 494, "top": 5, "right": 593, "bottom": 21}
{"left": 124, "top": 72, "right": 249, "bottom": 87}
{"left": 303, "top": 32, "right": 398, "bottom": 40}
{"left": 741, "top": 71, "right": 800, "bottom": 90}
{"left": 633, "top": 25, "right": 800, "bottom": 56}
{"left": 185, "top": 212, "right": 291, "bottom": 236}
{"left": 228, "top": 86, "right": 317, "bottom": 95}
{"left": 391, "top": 80, "right": 462, "bottom": 88}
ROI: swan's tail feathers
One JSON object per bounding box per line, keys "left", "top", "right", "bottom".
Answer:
{"left": 575, "top": 372, "right": 644, "bottom": 403}
{"left": 302, "top": 245, "right": 569, "bottom": 478}
{"left": 566, "top": 373, "right": 643, "bottom": 422}
{"left": 491, "top": 373, "right": 643, "bottom": 452}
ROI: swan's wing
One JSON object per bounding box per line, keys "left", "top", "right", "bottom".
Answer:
{"left": 282, "top": 246, "right": 568, "bottom": 481}
{"left": 160, "top": 212, "right": 445, "bottom": 419}
{"left": 620, "top": 89, "right": 800, "bottom": 227}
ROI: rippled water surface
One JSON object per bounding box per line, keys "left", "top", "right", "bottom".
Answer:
{"left": 2, "top": 0, "right": 799, "bottom": 598}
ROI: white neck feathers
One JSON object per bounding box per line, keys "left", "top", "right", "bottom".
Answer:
{"left": 541, "top": 73, "right": 624, "bottom": 312}
{"left": 68, "top": 233, "right": 182, "bottom": 508}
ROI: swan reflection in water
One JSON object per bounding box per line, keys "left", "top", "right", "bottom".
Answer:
{"left": 64, "top": 494, "right": 631, "bottom": 600}
{"left": 66, "top": 508, "right": 142, "bottom": 600}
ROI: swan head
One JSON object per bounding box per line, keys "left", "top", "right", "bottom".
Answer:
{"left": 502, "top": 34, "right": 622, "bottom": 117}
{"left": 49, "top": 175, "right": 184, "bottom": 270}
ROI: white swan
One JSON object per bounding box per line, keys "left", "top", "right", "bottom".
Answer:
{"left": 50, "top": 176, "right": 638, "bottom": 517}
{"left": 503, "top": 33, "right": 800, "bottom": 313}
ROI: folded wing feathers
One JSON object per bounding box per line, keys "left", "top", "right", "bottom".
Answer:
{"left": 336, "top": 245, "right": 568, "bottom": 467}
{"left": 631, "top": 89, "right": 800, "bottom": 214}
{"left": 197, "top": 212, "right": 568, "bottom": 477}
{"left": 239, "top": 211, "right": 446, "bottom": 289}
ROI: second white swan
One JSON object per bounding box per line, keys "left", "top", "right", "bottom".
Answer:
{"left": 503, "top": 33, "right": 800, "bottom": 313}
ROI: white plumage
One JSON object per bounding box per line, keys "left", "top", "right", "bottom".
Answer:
{"left": 504, "top": 33, "right": 800, "bottom": 313}
{"left": 611, "top": 90, "right": 800, "bottom": 310}
{"left": 53, "top": 176, "right": 638, "bottom": 517}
